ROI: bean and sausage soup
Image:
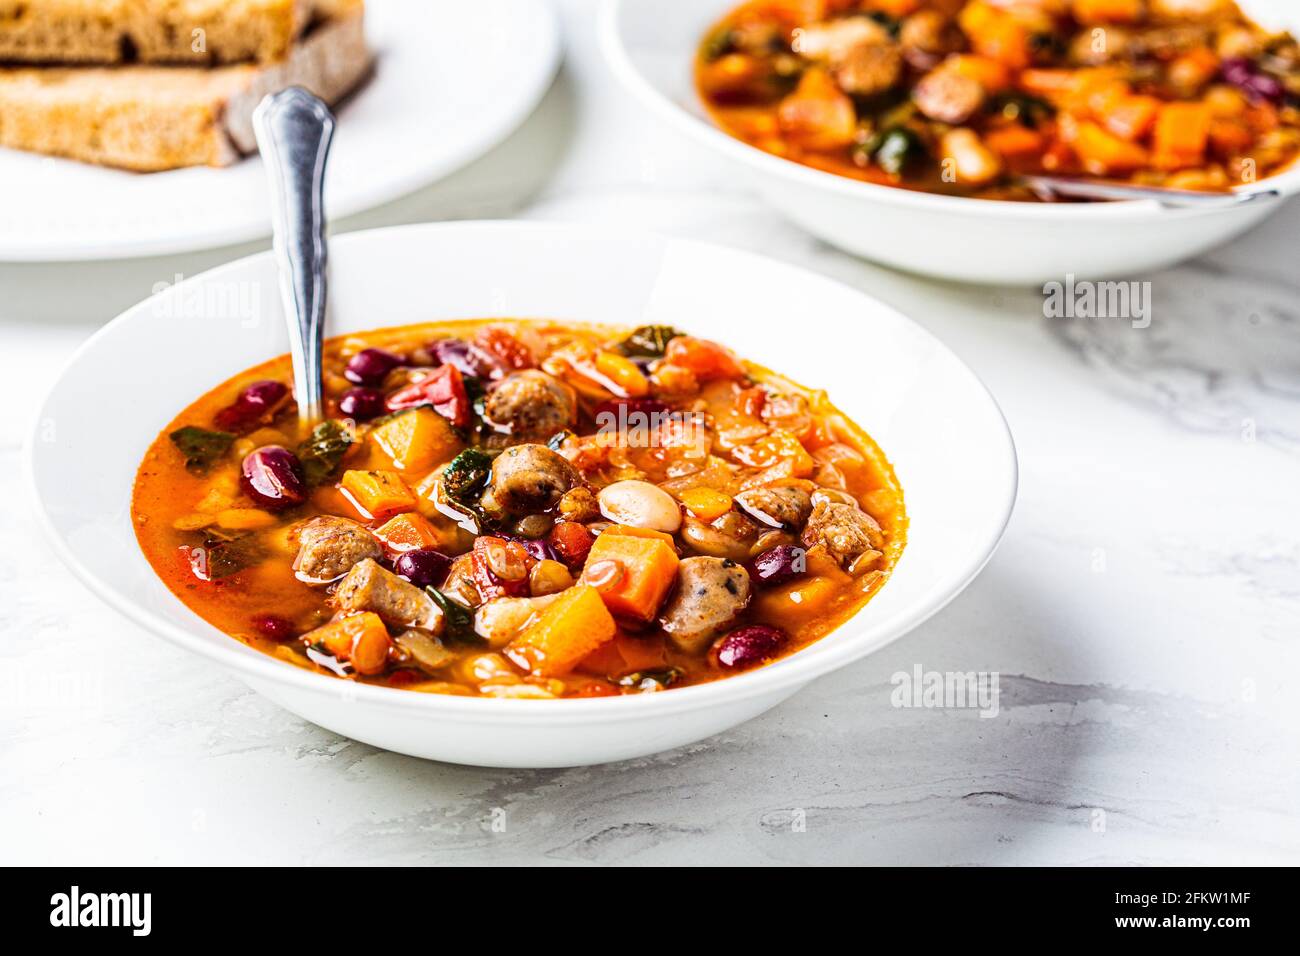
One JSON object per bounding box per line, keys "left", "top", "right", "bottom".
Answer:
{"left": 133, "top": 321, "right": 905, "bottom": 698}
{"left": 697, "top": 1, "right": 1300, "bottom": 199}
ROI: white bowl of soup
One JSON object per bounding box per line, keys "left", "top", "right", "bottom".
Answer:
{"left": 28, "top": 222, "right": 1016, "bottom": 767}
{"left": 601, "top": 0, "right": 1300, "bottom": 285}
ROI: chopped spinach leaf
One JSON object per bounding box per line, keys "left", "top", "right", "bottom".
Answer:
{"left": 426, "top": 587, "right": 480, "bottom": 644}
{"left": 169, "top": 426, "right": 234, "bottom": 473}
{"left": 297, "top": 419, "right": 354, "bottom": 486}
{"left": 443, "top": 448, "right": 492, "bottom": 507}
{"left": 183, "top": 529, "right": 266, "bottom": 580}
{"left": 872, "top": 126, "right": 926, "bottom": 176}
{"left": 866, "top": 11, "right": 900, "bottom": 37}
{"left": 700, "top": 25, "right": 737, "bottom": 62}
{"left": 617, "top": 324, "right": 684, "bottom": 359}
{"left": 990, "top": 92, "right": 1054, "bottom": 128}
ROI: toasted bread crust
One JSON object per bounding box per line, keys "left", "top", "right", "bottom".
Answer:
{"left": 0, "top": 0, "right": 320, "bottom": 66}
{"left": 0, "top": 10, "right": 370, "bottom": 171}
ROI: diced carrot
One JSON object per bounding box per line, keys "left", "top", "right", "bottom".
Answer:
{"left": 579, "top": 531, "right": 680, "bottom": 621}
{"left": 776, "top": 67, "right": 859, "bottom": 151}
{"left": 597, "top": 524, "right": 676, "bottom": 544}
{"left": 1100, "top": 94, "right": 1161, "bottom": 141}
{"left": 369, "top": 407, "right": 463, "bottom": 473}
{"left": 958, "top": 3, "right": 1029, "bottom": 69}
{"left": 1019, "top": 69, "right": 1079, "bottom": 97}
{"left": 307, "top": 612, "right": 391, "bottom": 676}
{"left": 755, "top": 574, "right": 842, "bottom": 620}
{"left": 373, "top": 512, "right": 440, "bottom": 556}
{"left": 945, "top": 54, "right": 1010, "bottom": 93}
{"left": 870, "top": 0, "right": 921, "bottom": 16}
{"left": 1209, "top": 119, "right": 1253, "bottom": 155}
{"left": 1071, "top": 0, "right": 1143, "bottom": 24}
{"left": 214, "top": 508, "right": 279, "bottom": 531}
{"left": 505, "top": 585, "right": 618, "bottom": 678}
{"left": 678, "top": 487, "right": 734, "bottom": 522}
{"left": 1168, "top": 47, "right": 1220, "bottom": 94}
{"left": 984, "top": 125, "right": 1045, "bottom": 158}
{"left": 340, "top": 470, "right": 417, "bottom": 521}
{"left": 593, "top": 351, "right": 650, "bottom": 398}
{"left": 579, "top": 631, "right": 668, "bottom": 677}
{"left": 1152, "top": 102, "right": 1210, "bottom": 166}
{"left": 1069, "top": 120, "right": 1150, "bottom": 173}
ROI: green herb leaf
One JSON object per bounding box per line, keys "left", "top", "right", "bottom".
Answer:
{"left": 425, "top": 587, "right": 480, "bottom": 644}
{"left": 169, "top": 426, "right": 235, "bottom": 473}
{"left": 443, "top": 448, "right": 493, "bottom": 508}
{"left": 700, "top": 25, "right": 737, "bottom": 62}
{"left": 990, "top": 92, "right": 1054, "bottom": 129}
{"left": 183, "top": 529, "right": 266, "bottom": 580}
{"left": 873, "top": 126, "right": 926, "bottom": 176}
{"left": 617, "top": 325, "right": 684, "bottom": 359}
{"left": 297, "top": 419, "right": 354, "bottom": 486}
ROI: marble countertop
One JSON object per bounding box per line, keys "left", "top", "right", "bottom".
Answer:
{"left": 2, "top": 0, "right": 1298, "bottom": 866}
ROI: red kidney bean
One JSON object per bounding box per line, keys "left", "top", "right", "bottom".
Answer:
{"left": 431, "top": 338, "right": 503, "bottom": 380}
{"left": 240, "top": 445, "right": 307, "bottom": 511}
{"left": 1222, "top": 57, "right": 1285, "bottom": 104}
{"left": 338, "top": 386, "right": 386, "bottom": 421}
{"left": 714, "top": 625, "right": 788, "bottom": 670}
{"left": 215, "top": 379, "right": 289, "bottom": 432}
{"left": 344, "top": 348, "right": 403, "bottom": 386}
{"left": 748, "top": 545, "right": 806, "bottom": 588}
{"left": 393, "top": 548, "right": 452, "bottom": 588}
{"left": 252, "top": 614, "right": 296, "bottom": 641}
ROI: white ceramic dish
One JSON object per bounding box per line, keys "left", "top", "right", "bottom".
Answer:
{"left": 601, "top": 0, "right": 1300, "bottom": 285}
{"left": 0, "top": 0, "right": 559, "bottom": 262}
{"left": 27, "top": 222, "right": 1017, "bottom": 767}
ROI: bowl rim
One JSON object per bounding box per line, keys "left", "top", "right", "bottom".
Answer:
{"left": 598, "top": 0, "right": 1300, "bottom": 221}
{"left": 26, "top": 220, "right": 1018, "bottom": 721}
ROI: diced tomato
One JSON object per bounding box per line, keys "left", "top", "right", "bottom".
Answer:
{"left": 386, "top": 668, "right": 423, "bottom": 687}
{"left": 474, "top": 326, "right": 535, "bottom": 371}
{"left": 548, "top": 520, "right": 595, "bottom": 568}
{"left": 736, "top": 386, "right": 767, "bottom": 419}
{"left": 663, "top": 336, "right": 746, "bottom": 382}
{"left": 385, "top": 364, "right": 473, "bottom": 428}
{"left": 470, "top": 536, "right": 533, "bottom": 600}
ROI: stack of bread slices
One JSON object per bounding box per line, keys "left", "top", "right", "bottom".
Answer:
{"left": 0, "top": 0, "right": 371, "bottom": 171}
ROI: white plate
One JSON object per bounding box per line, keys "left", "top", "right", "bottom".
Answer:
{"left": 27, "top": 222, "right": 1017, "bottom": 767}
{"left": 602, "top": 0, "right": 1300, "bottom": 285}
{"left": 0, "top": 0, "right": 559, "bottom": 262}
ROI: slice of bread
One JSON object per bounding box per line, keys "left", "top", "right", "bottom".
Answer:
{"left": 0, "top": 0, "right": 331, "bottom": 66}
{"left": 0, "top": 9, "right": 371, "bottom": 170}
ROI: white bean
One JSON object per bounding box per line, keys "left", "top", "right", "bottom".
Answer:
{"left": 597, "top": 480, "right": 682, "bottom": 534}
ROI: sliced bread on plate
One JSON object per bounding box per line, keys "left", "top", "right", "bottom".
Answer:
{"left": 0, "top": 7, "right": 370, "bottom": 171}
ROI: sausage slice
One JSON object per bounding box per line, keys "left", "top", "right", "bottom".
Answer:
{"left": 293, "top": 515, "right": 382, "bottom": 584}
{"left": 659, "top": 556, "right": 752, "bottom": 654}
{"left": 335, "top": 558, "right": 443, "bottom": 632}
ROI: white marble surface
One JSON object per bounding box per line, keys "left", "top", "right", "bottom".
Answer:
{"left": 3, "top": 0, "right": 1299, "bottom": 865}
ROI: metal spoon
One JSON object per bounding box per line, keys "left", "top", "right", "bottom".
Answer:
{"left": 252, "top": 87, "right": 337, "bottom": 426}
{"left": 1018, "top": 174, "right": 1281, "bottom": 208}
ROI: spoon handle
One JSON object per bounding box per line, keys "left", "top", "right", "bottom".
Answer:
{"left": 1019, "top": 174, "right": 1281, "bottom": 208}
{"left": 252, "top": 87, "right": 337, "bottom": 426}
